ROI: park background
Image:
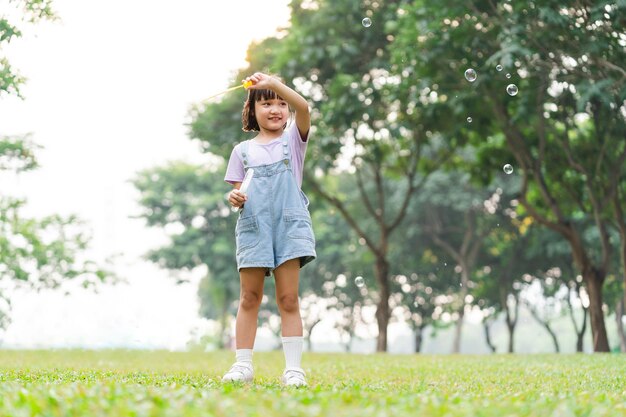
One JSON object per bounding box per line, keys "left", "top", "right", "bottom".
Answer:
{"left": 1, "top": 0, "right": 625, "bottom": 356}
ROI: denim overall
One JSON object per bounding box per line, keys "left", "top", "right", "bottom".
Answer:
{"left": 235, "top": 133, "right": 316, "bottom": 276}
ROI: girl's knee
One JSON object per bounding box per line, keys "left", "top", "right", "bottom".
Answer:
{"left": 278, "top": 293, "right": 300, "bottom": 313}
{"left": 240, "top": 289, "right": 262, "bottom": 310}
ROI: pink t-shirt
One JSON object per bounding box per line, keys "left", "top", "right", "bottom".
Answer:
{"left": 224, "top": 122, "right": 309, "bottom": 188}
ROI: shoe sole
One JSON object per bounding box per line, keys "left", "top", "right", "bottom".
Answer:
{"left": 222, "top": 377, "right": 253, "bottom": 383}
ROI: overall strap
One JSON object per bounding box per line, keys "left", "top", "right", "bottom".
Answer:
{"left": 238, "top": 140, "right": 251, "bottom": 169}
{"left": 281, "top": 133, "right": 290, "bottom": 164}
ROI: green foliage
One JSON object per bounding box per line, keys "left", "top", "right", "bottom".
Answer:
{"left": 0, "top": 350, "right": 625, "bottom": 416}
{"left": 0, "top": 134, "right": 40, "bottom": 172}
{"left": 395, "top": 0, "right": 626, "bottom": 229}
{"left": 0, "top": 196, "right": 116, "bottom": 292}
{"left": 0, "top": 0, "right": 56, "bottom": 98}
{"left": 390, "top": 0, "right": 625, "bottom": 351}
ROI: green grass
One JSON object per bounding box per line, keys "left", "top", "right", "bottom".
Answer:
{"left": 0, "top": 350, "right": 625, "bottom": 416}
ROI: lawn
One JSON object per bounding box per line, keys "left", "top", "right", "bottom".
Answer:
{"left": 0, "top": 349, "right": 624, "bottom": 416}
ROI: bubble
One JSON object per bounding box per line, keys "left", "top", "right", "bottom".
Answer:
{"left": 506, "top": 84, "right": 519, "bottom": 96}
{"left": 506, "top": 73, "right": 511, "bottom": 79}
{"left": 464, "top": 68, "right": 477, "bottom": 82}
{"left": 503, "top": 164, "right": 514, "bottom": 174}
{"left": 496, "top": 64, "right": 503, "bottom": 71}
{"left": 355, "top": 276, "right": 365, "bottom": 287}
{"left": 362, "top": 17, "right": 372, "bottom": 27}
{"left": 467, "top": 117, "right": 473, "bottom": 123}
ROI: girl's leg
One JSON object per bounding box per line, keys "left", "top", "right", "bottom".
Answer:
{"left": 235, "top": 267, "right": 266, "bottom": 348}
{"left": 274, "top": 258, "right": 303, "bottom": 337}
{"left": 274, "top": 258, "right": 307, "bottom": 386}
{"left": 223, "top": 267, "right": 266, "bottom": 383}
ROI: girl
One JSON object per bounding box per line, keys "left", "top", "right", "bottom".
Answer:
{"left": 222, "top": 72, "right": 316, "bottom": 387}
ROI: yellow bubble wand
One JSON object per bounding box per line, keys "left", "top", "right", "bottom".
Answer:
{"left": 204, "top": 80, "right": 253, "bottom": 102}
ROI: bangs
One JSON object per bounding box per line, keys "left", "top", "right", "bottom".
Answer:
{"left": 250, "top": 88, "right": 284, "bottom": 102}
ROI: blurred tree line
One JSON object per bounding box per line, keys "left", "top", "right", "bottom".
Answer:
{"left": 0, "top": 0, "right": 115, "bottom": 338}
{"left": 133, "top": 0, "right": 625, "bottom": 352}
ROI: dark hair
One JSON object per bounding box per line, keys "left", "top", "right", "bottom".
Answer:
{"left": 241, "top": 88, "right": 288, "bottom": 132}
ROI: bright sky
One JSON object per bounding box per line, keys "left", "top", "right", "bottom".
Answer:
{"left": 0, "top": 0, "right": 292, "bottom": 350}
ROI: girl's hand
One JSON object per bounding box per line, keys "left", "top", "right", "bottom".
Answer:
{"left": 228, "top": 189, "right": 248, "bottom": 208}
{"left": 243, "top": 72, "right": 277, "bottom": 90}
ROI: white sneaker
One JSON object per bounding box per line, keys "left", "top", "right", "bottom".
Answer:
{"left": 281, "top": 367, "right": 307, "bottom": 387}
{"left": 221, "top": 361, "right": 254, "bottom": 383}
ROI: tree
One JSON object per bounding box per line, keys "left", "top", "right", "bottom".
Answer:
{"left": 415, "top": 170, "right": 499, "bottom": 352}
{"left": 394, "top": 0, "right": 626, "bottom": 352}
{"left": 472, "top": 209, "right": 528, "bottom": 353}
{"left": 524, "top": 226, "right": 591, "bottom": 352}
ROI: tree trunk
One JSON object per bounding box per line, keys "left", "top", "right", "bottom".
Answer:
{"left": 501, "top": 287, "right": 518, "bottom": 353}
{"left": 374, "top": 257, "right": 390, "bottom": 352}
{"left": 564, "top": 226, "right": 610, "bottom": 352}
{"left": 506, "top": 322, "right": 515, "bottom": 353}
{"left": 546, "top": 323, "right": 560, "bottom": 353}
{"left": 452, "top": 268, "right": 470, "bottom": 353}
{"left": 346, "top": 327, "right": 356, "bottom": 352}
{"left": 526, "top": 301, "right": 560, "bottom": 352}
{"left": 616, "top": 298, "right": 626, "bottom": 353}
{"left": 584, "top": 269, "right": 610, "bottom": 352}
{"left": 304, "top": 318, "right": 322, "bottom": 352}
{"left": 452, "top": 307, "right": 464, "bottom": 354}
{"left": 538, "top": 321, "right": 560, "bottom": 353}
{"left": 566, "top": 284, "right": 588, "bottom": 352}
{"left": 576, "top": 317, "right": 586, "bottom": 352}
{"left": 613, "top": 189, "right": 626, "bottom": 352}
{"left": 414, "top": 325, "right": 424, "bottom": 353}
{"left": 483, "top": 318, "right": 497, "bottom": 353}
{"left": 576, "top": 306, "right": 588, "bottom": 353}
{"left": 615, "top": 198, "right": 626, "bottom": 352}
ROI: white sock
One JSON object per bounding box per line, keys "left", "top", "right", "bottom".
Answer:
{"left": 235, "top": 348, "right": 253, "bottom": 365}
{"left": 282, "top": 336, "right": 303, "bottom": 369}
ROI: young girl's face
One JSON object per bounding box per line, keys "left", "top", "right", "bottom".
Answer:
{"left": 254, "top": 97, "right": 289, "bottom": 134}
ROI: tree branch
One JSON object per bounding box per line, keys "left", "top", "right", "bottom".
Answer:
{"left": 388, "top": 133, "right": 453, "bottom": 233}
{"left": 308, "top": 176, "right": 381, "bottom": 257}
{"left": 355, "top": 163, "right": 378, "bottom": 220}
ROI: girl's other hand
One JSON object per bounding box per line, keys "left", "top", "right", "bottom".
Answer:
{"left": 228, "top": 189, "right": 248, "bottom": 208}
